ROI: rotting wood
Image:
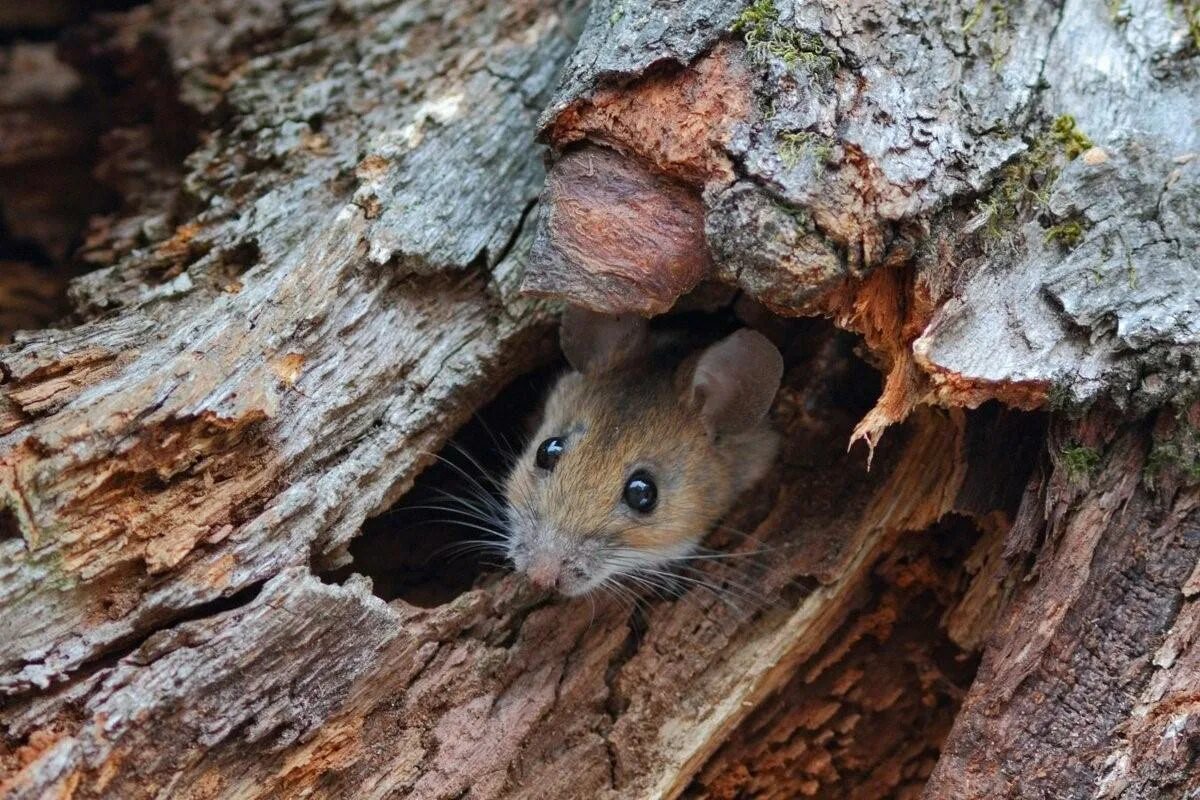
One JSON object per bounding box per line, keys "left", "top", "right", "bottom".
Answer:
{"left": 2, "top": 320, "right": 1026, "bottom": 797}
{"left": 926, "top": 408, "right": 1200, "bottom": 799}
{"left": 521, "top": 0, "right": 1200, "bottom": 796}
{"left": 0, "top": 0, "right": 581, "bottom": 696}
{"left": 525, "top": 146, "right": 711, "bottom": 315}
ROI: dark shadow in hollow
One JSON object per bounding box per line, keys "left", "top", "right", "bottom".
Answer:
{"left": 0, "top": 507, "right": 21, "bottom": 542}
{"left": 326, "top": 364, "right": 562, "bottom": 607}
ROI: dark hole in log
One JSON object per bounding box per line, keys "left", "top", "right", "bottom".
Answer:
{"left": 337, "top": 304, "right": 887, "bottom": 610}
{"left": 957, "top": 401, "right": 1049, "bottom": 520}
{"left": 0, "top": 506, "right": 20, "bottom": 541}
{"left": 0, "top": 6, "right": 206, "bottom": 331}
{"left": 334, "top": 364, "right": 561, "bottom": 607}
{"left": 0, "top": 2, "right": 145, "bottom": 45}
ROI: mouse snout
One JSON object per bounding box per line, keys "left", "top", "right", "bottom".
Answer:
{"left": 525, "top": 554, "right": 564, "bottom": 591}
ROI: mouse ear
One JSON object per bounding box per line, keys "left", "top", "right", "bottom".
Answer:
{"left": 687, "top": 329, "right": 783, "bottom": 438}
{"left": 560, "top": 305, "right": 649, "bottom": 376}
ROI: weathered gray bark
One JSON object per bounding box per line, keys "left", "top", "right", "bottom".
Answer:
{"left": 0, "top": 0, "right": 1197, "bottom": 798}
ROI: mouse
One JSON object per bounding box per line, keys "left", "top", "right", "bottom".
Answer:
{"left": 502, "top": 306, "right": 784, "bottom": 597}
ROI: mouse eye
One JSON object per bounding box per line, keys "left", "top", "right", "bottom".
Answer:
{"left": 623, "top": 470, "right": 657, "bottom": 513}
{"left": 535, "top": 437, "right": 565, "bottom": 471}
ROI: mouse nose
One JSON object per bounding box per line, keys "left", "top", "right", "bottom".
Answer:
{"left": 526, "top": 556, "right": 562, "bottom": 591}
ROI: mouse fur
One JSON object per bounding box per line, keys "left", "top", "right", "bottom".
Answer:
{"left": 503, "top": 307, "right": 783, "bottom": 597}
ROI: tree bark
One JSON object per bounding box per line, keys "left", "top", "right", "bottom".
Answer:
{"left": 1, "top": 0, "right": 1198, "bottom": 799}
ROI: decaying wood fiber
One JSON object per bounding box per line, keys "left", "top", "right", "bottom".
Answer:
{"left": 1, "top": 0, "right": 1198, "bottom": 798}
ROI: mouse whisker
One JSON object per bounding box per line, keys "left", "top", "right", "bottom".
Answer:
{"left": 673, "top": 550, "right": 771, "bottom": 562}
{"left": 414, "top": 518, "right": 509, "bottom": 539}
{"left": 691, "top": 542, "right": 801, "bottom": 561}
{"left": 706, "top": 522, "right": 780, "bottom": 550}
{"left": 427, "top": 487, "right": 506, "bottom": 522}
{"left": 442, "top": 441, "right": 509, "bottom": 493}
{"left": 585, "top": 592, "right": 598, "bottom": 633}
{"left": 427, "top": 540, "right": 507, "bottom": 559}
{"left": 672, "top": 544, "right": 795, "bottom": 566}
{"left": 624, "top": 558, "right": 771, "bottom": 615}
{"left": 618, "top": 570, "right": 672, "bottom": 602}
{"left": 429, "top": 479, "right": 505, "bottom": 511}
{"left": 645, "top": 571, "right": 749, "bottom": 615}
{"left": 468, "top": 412, "right": 520, "bottom": 469}
{"left": 648, "top": 571, "right": 755, "bottom": 617}
{"left": 601, "top": 576, "right": 646, "bottom": 615}
{"left": 424, "top": 538, "right": 510, "bottom": 565}
{"left": 593, "top": 582, "right": 625, "bottom": 614}
{"left": 598, "top": 551, "right": 748, "bottom": 612}
{"left": 419, "top": 450, "right": 507, "bottom": 510}
{"left": 388, "top": 503, "right": 504, "bottom": 527}
{"left": 671, "top": 564, "right": 777, "bottom": 610}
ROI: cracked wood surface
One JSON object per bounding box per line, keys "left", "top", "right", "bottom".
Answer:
{"left": 926, "top": 407, "right": 1200, "bottom": 799}
{"left": 522, "top": 0, "right": 1200, "bottom": 796}
{"left": 0, "top": 1, "right": 1004, "bottom": 797}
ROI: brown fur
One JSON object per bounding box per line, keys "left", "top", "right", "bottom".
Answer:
{"left": 503, "top": 339, "right": 779, "bottom": 596}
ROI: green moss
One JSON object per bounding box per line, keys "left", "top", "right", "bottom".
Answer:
{"left": 974, "top": 114, "right": 1095, "bottom": 243}
{"left": 1108, "top": 0, "right": 1132, "bottom": 24}
{"left": 1048, "top": 382, "right": 1073, "bottom": 411}
{"left": 1050, "top": 114, "right": 1094, "bottom": 160}
{"left": 976, "top": 150, "right": 1052, "bottom": 240}
{"left": 779, "top": 130, "right": 833, "bottom": 171}
{"left": 1142, "top": 441, "right": 1200, "bottom": 484}
{"left": 774, "top": 197, "right": 812, "bottom": 229}
{"left": 734, "top": 0, "right": 839, "bottom": 72}
{"left": 1144, "top": 444, "right": 1175, "bottom": 485}
{"left": 1144, "top": 435, "right": 1200, "bottom": 489}
{"left": 962, "top": 1, "right": 1014, "bottom": 69}
{"left": 962, "top": 0, "right": 986, "bottom": 32}
{"left": 1168, "top": 0, "right": 1200, "bottom": 50}
{"left": 1044, "top": 219, "right": 1086, "bottom": 249}
{"left": 962, "top": 0, "right": 1011, "bottom": 33}
{"left": 733, "top": 0, "right": 775, "bottom": 36}
{"left": 1061, "top": 444, "right": 1102, "bottom": 480}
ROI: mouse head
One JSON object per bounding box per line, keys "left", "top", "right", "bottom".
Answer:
{"left": 503, "top": 307, "right": 783, "bottom": 596}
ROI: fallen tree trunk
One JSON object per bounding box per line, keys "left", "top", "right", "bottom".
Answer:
{"left": 1, "top": 0, "right": 1198, "bottom": 799}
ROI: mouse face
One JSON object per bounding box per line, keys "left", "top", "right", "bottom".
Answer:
{"left": 504, "top": 371, "right": 733, "bottom": 596}
{"left": 502, "top": 308, "right": 783, "bottom": 597}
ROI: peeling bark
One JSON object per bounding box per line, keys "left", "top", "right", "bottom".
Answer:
{"left": 926, "top": 409, "right": 1200, "bottom": 799}
{"left": 528, "top": 0, "right": 1198, "bottom": 416}
{"left": 525, "top": 146, "right": 711, "bottom": 315}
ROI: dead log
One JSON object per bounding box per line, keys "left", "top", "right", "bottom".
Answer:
{"left": 0, "top": 0, "right": 1197, "bottom": 799}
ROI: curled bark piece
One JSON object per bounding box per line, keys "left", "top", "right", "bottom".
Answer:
{"left": 524, "top": 146, "right": 712, "bottom": 315}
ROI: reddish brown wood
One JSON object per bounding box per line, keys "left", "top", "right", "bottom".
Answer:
{"left": 525, "top": 146, "right": 712, "bottom": 315}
